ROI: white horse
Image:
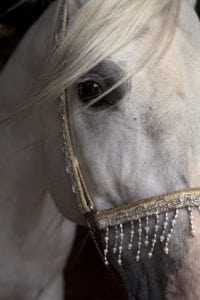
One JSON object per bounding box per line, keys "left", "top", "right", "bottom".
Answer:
{"left": 0, "top": 0, "right": 200, "bottom": 299}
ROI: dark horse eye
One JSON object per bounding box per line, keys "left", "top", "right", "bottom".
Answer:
{"left": 77, "top": 81, "right": 104, "bottom": 105}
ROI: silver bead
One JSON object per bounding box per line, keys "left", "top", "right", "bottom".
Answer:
{"left": 164, "top": 246, "right": 169, "bottom": 255}
{"left": 136, "top": 255, "right": 140, "bottom": 262}
{"left": 72, "top": 184, "right": 76, "bottom": 194}
{"left": 160, "top": 235, "right": 165, "bottom": 242}
{"left": 191, "top": 230, "right": 196, "bottom": 237}
{"left": 167, "top": 233, "right": 172, "bottom": 239}
{"left": 113, "top": 247, "right": 117, "bottom": 254}
{"left": 128, "top": 243, "right": 132, "bottom": 250}
{"left": 172, "top": 219, "right": 176, "bottom": 226}
{"left": 105, "top": 260, "right": 109, "bottom": 266}
{"left": 118, "top": 259, "right": 122, "bottom": 266}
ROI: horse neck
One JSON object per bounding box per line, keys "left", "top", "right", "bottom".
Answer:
{"left": 0, "top": 2, "right": 60, "bottom": 233}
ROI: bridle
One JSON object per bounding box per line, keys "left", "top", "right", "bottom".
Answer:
{"left": 60, "top": 91, "right": 200, "bottom": 266}
{"left": 57, "top": 0, "right": 200, "bottom": 268}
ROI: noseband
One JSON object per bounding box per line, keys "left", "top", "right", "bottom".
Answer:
{"left": 57, "top": 0, "right": 200, "bottom": 268}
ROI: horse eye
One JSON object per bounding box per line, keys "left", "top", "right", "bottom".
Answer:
{"left": 77, "top": 81, "right": 104, "bottom": 105}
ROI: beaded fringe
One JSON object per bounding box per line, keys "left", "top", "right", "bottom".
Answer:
{"left": 103, "top": 206, "right": 199, "bottom": 266}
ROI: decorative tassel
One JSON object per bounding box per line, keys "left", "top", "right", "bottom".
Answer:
{"left": 104, "top": 227, "right": 109, "bottom": 266}
{"left": 144, "top": 217, "right": 149, "bottom": 247}
{"left": 118, "top": 224, "right": 124, "bottom": 266}
{"left": 136, "top": 218, "right": 142, "bottom": 262}
{"left": 148, "top": 211, "right": 159, "bottom": 259}
{"left": 113, "top": 226, "right": 118, "bottom": 254}
{"left": 164, "top": 209, "right": 179, "bottom": 255}
{"left": 128, "top": 221, "right": 134, "bottom": 250}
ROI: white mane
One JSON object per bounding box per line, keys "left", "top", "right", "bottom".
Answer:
{"left": 38, "top": 0, "right": 181, "bottom": 101}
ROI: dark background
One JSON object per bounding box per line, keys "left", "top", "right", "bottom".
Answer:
{"left": 0, "top": 1, "right": 199, "bottom": 299}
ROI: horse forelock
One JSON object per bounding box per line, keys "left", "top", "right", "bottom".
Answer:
{"left": 36, "top": 0, "right": 181, "bottom": 104}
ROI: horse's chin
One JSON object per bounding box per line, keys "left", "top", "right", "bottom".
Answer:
{"left": 165, "top": 220, "right": 200, "bottom": 300}
{"left": 110, "top": 252, "right": 171, "bottom": 300}
{"left": 104, "top": 210, "right": 200, "bottom": 300}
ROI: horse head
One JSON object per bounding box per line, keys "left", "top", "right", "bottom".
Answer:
{"left": 42, "top": 0, "right": 200, "bottom": 298}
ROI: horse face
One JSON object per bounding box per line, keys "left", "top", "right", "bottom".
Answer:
{"left": 65, "top": 0, "right": 200, "bottom": 298}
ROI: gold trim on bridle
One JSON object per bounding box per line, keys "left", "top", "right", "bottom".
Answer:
{"left": 91, "top": 189, "right": 200, "bottom": 229}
